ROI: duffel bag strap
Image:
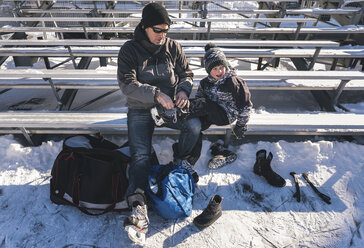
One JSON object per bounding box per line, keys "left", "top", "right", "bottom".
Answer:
{"left": 77, "top": 203, "right": 117, "bottom": 216}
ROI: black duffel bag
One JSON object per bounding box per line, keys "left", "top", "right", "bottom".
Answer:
{"left": 50, "top": 134, "right": 130, "bottom": 215}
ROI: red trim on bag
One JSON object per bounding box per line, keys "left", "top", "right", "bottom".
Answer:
{"left": 71, "top": 175, "right": 75, "bottom": 203}
{"left": 55, "top": 152, "right": 71, "bottom": 186}
{"left": 65, "top": 152, "right": 74, "bottom": 161}
{"left": 115, "top": 173, "right": 120, "bottom": 202}
{"left": 77, "top": 175, "right": 81, "bottom": 204}
{"left": 112, "top": 174, "right": 115, "bottom": 200}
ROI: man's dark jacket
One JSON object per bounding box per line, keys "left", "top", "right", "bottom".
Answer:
{"left": 117, "top": 24, "right": 194, "bottom": 109}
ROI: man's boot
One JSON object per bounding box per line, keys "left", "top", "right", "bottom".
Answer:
{"left": 124, "top": 189, "right": 149, "bottom": 244}
{"left": 253, "top": 149, "right": 286, "bottom": 187}
{"left": 193, "top": 194, "right": 223, "bottom": 228}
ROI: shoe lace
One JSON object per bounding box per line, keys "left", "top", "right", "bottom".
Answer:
{"left": 132, "top": 205, "right": 149, "bottom": 228}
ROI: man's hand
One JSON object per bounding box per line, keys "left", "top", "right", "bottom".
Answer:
{"left": 156, "top": 92, "right": 174, "bottom": 109}
{"left": 175, "top": 91, "right": 190, "bottom": 109}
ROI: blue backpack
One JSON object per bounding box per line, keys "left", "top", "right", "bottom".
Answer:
{"left": 146, "top": 163, "right": 195, "bottom": 219}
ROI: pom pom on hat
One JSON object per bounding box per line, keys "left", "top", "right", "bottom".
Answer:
{"left": 205, "top": 42, "right": 217, "bottom": 52}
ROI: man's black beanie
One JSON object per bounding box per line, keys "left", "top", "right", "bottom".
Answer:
{"left": 141, "top": 3, "right": 171, "bottom": 28}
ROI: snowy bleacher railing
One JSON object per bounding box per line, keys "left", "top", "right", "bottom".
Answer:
{"left": 1, "top": 111, "right": 364, "bottom": 145}
{"left": 0, "top": 69, "right": 363, "bottom": 112}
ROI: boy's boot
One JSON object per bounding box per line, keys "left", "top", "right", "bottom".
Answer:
{"left": 208, "top": 142, "right": 237, "bottom": 169}
{"left": 193, "top": 194, "right": 223, "bottom": 228}
{"left": 179, "top": 159, "right": 199, "bottom": 184}
{"left": 253, "top": 149, "right": 286, "bottom": 187}
{"left": 173, "top": 143, "right": 199, "bottom": 183}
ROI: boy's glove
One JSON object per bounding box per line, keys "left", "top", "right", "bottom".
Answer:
{"left": 232, "top": 124, "right": 247, "bottom": 139}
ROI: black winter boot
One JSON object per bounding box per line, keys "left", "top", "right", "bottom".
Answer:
{"left": 208, "top": 142, "right": 237, "bottom": 169}
{"left": 253, "top": 149, "right": 286, "bottom": 187}
{"left": 193, "top": 194, "right": 223, "bottom": 228}
{"left": 179, "top": 159, "right": 199, "bottom": 184}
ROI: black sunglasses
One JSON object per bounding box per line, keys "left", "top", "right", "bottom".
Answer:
{"left": 152, "top": 27, "right": 169, "bottom": 34}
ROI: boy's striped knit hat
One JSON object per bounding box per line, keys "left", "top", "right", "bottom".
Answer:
{"left": 204, "top": 43, "right": 229, "bottom": 74}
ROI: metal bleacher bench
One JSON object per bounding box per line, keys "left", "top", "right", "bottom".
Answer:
{"left": 0, "top": 16, "right": 317, "bottom": 39}
{"left": 2, "top": 39, "right": 357, "bottom": 70}
{"left": 1, "top": 111, "right": 364, "bottom": 145}
{"left": 1, "top": 26, "right": 363, "bottom": 35}
{"left": 0, "top": 68, "right": 363, "bottom": 144}
{"left": 18, "top": 7, "right": 362, "bottom": 16}
{"left": 0, "top": 69, "right": 363, "bottom": 109}
{"left": 3, "top": 0, "right": 300, "bottom": 2}
{"left": 0, "top": 39, "right": 342, "bottom": 59}
{"left": 0, "top": 39, "right": 341, "bottom": 47}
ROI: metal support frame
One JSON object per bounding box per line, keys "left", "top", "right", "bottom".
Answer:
{"left": 20, "top": 127, "right": 34, "bottom": 146}
{"left": 0, "top": 56, "right": 7, "bottom": 67}
{"left": 294, "top": 22, "right": 303, "bottom": 40}
{"left": 350, "top": 58, "right": 360, "bottom": 68}
{"left": 57, "top": 89, "right": 79, "bottom": 111}
{"left": 255, "top": 3, "right": 288, "bottom": 69}
{"left": 43, "top": 56, "right": 62, "bottom": 108}
{"left": 50, "top": 57, "right": 75, "bottom": 69}
{"left": 57, "top": 56, "right": 93, "bottom": 110}
{"left": 260, "top": 57, "right": 276, "bottom": 70}
{"left": 72, "top": 89, "right": 119, "bottom": 111}
{"left": 330, "top": 58, "right": 338, "bottom": 70}
{"left": 332, "top": 80, "right": 350, "bottom": 107}
{"left": 310, "top": 90, "right": 336, "bottom": 112}
{"left": 66, "top": 46, "right": 78, "bottom": 69}
{"left": 331, "top": 58, "right": 361, "bottom": 109}
{"left": 290, "top": 54, "right": 337, "bottom": 112}
{"left": 250, "top": 2, "right": 263, "bottom": 39}
{"left": 46, "top": 78, "right": 63, "bottom": 108}
{"left": 207, "top": 22, "right": 211, "bottom": 40}
{"left": 0, "top": 89, "right": 11, "bottom": 95}
{"left": 307, "top": 47, "right": 321, "bottom": 70}
{"left": 257, "top": 58, "right": 263, "bottom": 70}
{"left": 200, "top": 2, "right": 207, "bottom": 40}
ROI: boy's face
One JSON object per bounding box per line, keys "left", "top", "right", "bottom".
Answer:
{"left": 210, "top": 65, "right": 226, "bottom": 80}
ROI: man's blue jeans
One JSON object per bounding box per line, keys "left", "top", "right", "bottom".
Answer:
{"left": 126, "top": 108, "right": 202, "bottom": 197}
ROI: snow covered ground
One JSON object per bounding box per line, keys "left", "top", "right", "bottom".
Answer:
{"left": 1, "top": 133, "right": 364, "bottom": 247}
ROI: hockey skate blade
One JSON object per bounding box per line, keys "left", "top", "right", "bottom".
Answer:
{"left": 125, "top": 225, "right": 146, "bottom": 244}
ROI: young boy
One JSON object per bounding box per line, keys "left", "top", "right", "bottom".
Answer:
{"left": 190, "top": 42, "right": 252, "bottom": 139}
{"left": 151, "top": 43, "right": 252, "bottom": 169}
{"left": 184, "top": 43, "right": 253, "bottom": 169}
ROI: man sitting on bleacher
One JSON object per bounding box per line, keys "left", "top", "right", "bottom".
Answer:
{"left": 117, "top": 3, "right": 202, "bottom": 244}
